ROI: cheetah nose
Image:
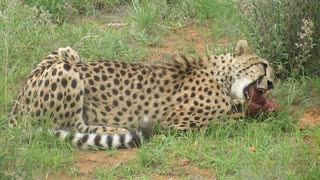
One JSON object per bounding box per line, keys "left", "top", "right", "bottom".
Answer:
{"left": 267, "top": 80, "right": 274, "bottom": 89}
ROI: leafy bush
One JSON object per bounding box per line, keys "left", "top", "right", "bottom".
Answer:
{"left": 236, "top": 0, "right": 320, "bottom": 78}
{"left": 25, "top": 0, "right": 67, "bottom": 23}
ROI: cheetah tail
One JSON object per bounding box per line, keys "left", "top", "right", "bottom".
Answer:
{"left": 52, "top": 116, "right": 156, "bottom": 149}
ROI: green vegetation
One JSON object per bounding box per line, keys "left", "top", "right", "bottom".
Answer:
{"left": 237, "top": 0, "right": 320, "bottom": 77}
{"left": 0, "top": 0, "right": 319, "bottom": 179}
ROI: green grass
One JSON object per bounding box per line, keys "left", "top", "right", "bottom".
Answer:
{"left": 0, "top": 1, "right": 319, "bottom": 179}
{"left": 95, "top": 113, "right": 320, "bottom": 179}
{"left": 0, "top": 119, "right": 75, "bottom": 179}
{"left": 195, "top": 0, "right": 243, "bottom": 39}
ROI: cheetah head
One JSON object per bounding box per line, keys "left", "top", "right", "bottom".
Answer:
{"left": 230, "top": 40, "right": 274, "bottom": 105}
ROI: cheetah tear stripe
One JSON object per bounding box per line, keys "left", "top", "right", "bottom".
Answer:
{"left": 53, "top": 116, "right": 155, "bottom": 149}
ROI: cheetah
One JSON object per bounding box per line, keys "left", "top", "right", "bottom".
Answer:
{"left": 9, "top": 40, "right": 274, "bottom": 149}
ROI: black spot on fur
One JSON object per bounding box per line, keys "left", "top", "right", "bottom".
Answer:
{"left": 91, "top": 87, "right": 97, "bottom": 92}
{"left": 137, "top": 83, "right": 142, "bottom": 89}
{"left": 94, "top": 76, "right": 100, "bottom": 81}
{"left": 61, "top": 78, "right": 68, "bottom": 88}
{"left": 125, "top": 90, "right": 131, "bottom": 96}
{"left": 56, "top": 105, "right": 61, "bottom": 111}
{"left": 66, "top": 95, "right": 71, "bottom": 102}
{"left": 114, "top": 79, "right": 120, "bottom": 85}
{"left": 75, "top": 94, "right": 81, "bottom": 101}
{"left": 51, "top": 69, "right": 57, "bottom": 76}
{"left": 107, "top": 67, "right": 114, "bottom": 74}
{"left": 89, "top": 79, "right": 94, "bottom": 86}
{"left": 49, "top": 101, "right": 55, "bottom": 108}
{"left": 114, "top": 117, "right": 120, "bottom": 122}
{"left": 105, "top": 106, "right": 111, "bottom": 112}
{"left": 51, "top": 83, "right": 57, "bottom": 91}
{"left": 93, "top": 67, "right": 100, "bottom": 73}
{"left": 112, "top": 89, "right": 118, "bottom": 95}
{"left": 71, "top": 79, "right": 77, "bottom": 89}
{"left": 126, "top": 101, "right": 132, "bottom": 107}
{"left": 63, "top": 63, "right": 71, "bottom": 71}
{"left": 102, "top": 75, "right": 108, "bottom": 81}
{"left": 100, "top": 85, "right": 105, "bottom": 91}
{"left": 44, "top": 79, "right": 50, "bottom": 87}
{"left": 120, "top": 70, "right": 126, "bottom": 76}
{"left": 43, "top": 94, "right": 49, "bottom": 101}
{"left": 113, "top": 100, "right": 119, "bottom": 106}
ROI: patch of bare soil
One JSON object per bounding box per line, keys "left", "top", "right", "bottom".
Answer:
{"left": 151, "top": 164, "right": 216, "bottom": 180}
{"left": 76, "top": 149, "right": 139, "bottom": 174}
{"left": 298, "top": 109, "right": 320, "bottom": 129}
{"left": 147, "top": 157, "right": 216, "bottom": 179}
{"left": 300, "top": 110, "right": 320, "bottom": 159}
{"left": 46, "top": 149, "right": 138, "bottom": 179}
{"left": 45, "top": 150, "right": 216, "bottom": 179}
{"left": 145, "top": 24, "right": 231, "bottom": 62}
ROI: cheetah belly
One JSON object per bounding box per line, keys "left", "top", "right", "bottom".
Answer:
{"left": 82, "top": 90, "right": 174, "bottom": 130}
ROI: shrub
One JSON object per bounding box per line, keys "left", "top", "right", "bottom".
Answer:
{"left": 25, "top": 0, "right": 67, "bottom": 23}
{"left": 236, "top": 0, "right": 320, "bottom": 78}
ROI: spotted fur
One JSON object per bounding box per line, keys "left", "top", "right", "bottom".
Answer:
{"left": 9, "top": 40, "right": 273, "bottom": 149}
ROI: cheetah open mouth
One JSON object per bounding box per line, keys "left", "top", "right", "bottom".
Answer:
{"left": 243, "top": 82, "right": 277, "bottom": 117}
{"left": 243, "top": 81, "right": 267, "bottom": 101}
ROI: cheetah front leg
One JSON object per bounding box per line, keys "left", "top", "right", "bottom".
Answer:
{"left": 228, "top": 99, "right": 247, "bottom": 119}
{"left": 160, "top": 83, "right": 234, "bottom": 131}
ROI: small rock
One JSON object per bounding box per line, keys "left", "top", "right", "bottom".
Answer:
{"left": 249, "top": 146, "right": 256, "bottom": 152}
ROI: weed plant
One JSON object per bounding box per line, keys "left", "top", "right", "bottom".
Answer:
{"left": 236, "top": 0, "right": 320, "bottom": 77}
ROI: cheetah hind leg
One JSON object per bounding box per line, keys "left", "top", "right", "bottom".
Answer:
{"left": 54, "top": 115, "right": 156, "bottom": 149}
{"left": 71, "top": 114, "right": 132, "bottom": 135}
{"left": 80, "top": 124, "right": 131, "bottom": 135}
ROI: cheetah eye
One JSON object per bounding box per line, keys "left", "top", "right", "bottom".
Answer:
{"left": 256, "top": 79, "right": 261, "bottom": 86}
{"left": 255, "top": 75, "right": 264, "bottom": 86}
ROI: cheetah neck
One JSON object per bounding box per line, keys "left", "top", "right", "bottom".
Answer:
{"left": 208, "top": 53, "right": 241, "bottom": 95}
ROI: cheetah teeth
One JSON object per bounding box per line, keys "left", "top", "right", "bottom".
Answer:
{"left": 245, "top": 91, "right": 249, "bottom": 99}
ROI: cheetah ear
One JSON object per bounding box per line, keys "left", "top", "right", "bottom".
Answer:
{"left": 235, "top": 40, "right": 253, "bottom": 56}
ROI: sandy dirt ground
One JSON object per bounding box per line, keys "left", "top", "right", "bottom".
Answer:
{"left": 298, "top": 109, "right": 320, "bottom": 129}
